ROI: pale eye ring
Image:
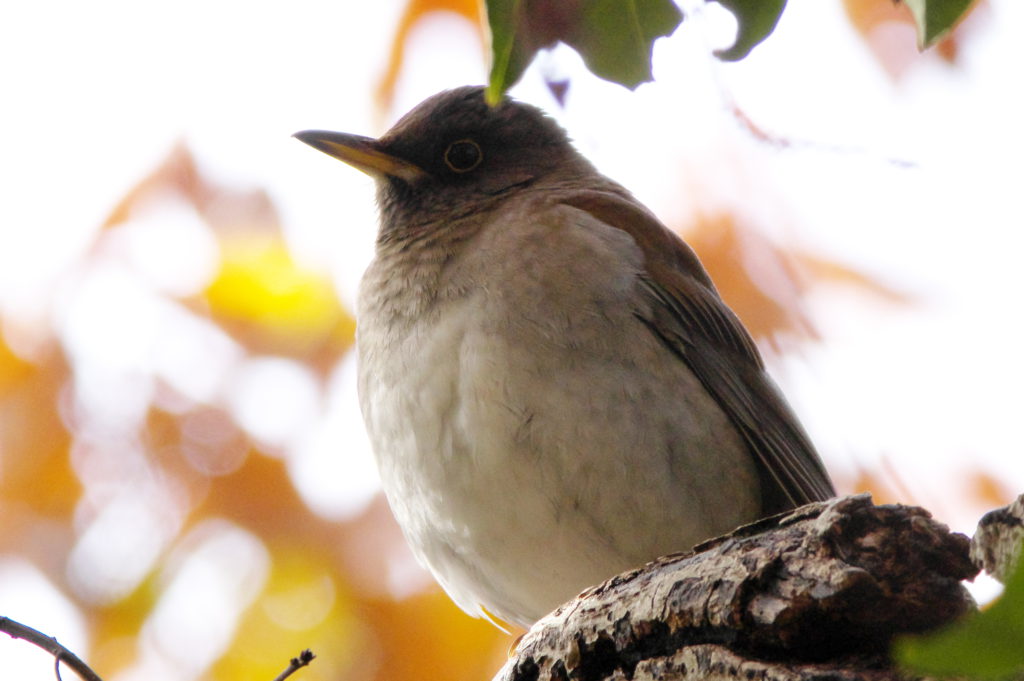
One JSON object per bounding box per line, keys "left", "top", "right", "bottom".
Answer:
{"left": 443, "top": 139, "right": 483, "bottom": 173}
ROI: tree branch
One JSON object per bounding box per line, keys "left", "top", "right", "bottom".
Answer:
{"left": 6, "top": 492, "right": 1020, "bottom": 681}
{"left": 499, "top": 494, "right": 979, "bottom": 681}
{"left": 1, "top": 616, "right": 317, "bottom": 681}
{"left": 970, "top": 493, "right": 1024, "bottom": 582}
{"left": 0, "top": 616, "right": 104, "bottom": 681}
{"left": 271, "top": 649, "right": 316, "bottom": 681}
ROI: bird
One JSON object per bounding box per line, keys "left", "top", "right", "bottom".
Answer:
{"left": 294, "top": 86, "right": 835, "bottom": 628}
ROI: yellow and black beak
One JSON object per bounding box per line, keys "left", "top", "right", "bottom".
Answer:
{"left": 293, "top": 130, "right": 428, "bottom": 183}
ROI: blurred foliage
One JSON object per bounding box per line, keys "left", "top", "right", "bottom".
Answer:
{"left": 684, "top": 213, "right": 910, "bottom": 356}
{"left": 897, "top": 555, "right": 1024, "bottom": 680}
{"left": 105, "top": 144, "right": 355, "bottom": 371}
{"left": 375, "top": 0, "right": 988, "bottom": 106}
{"left": 376, "top": 0, "right": 484, "bottom": 113}
{"left": 0, "top": 339, "right": 75, "bottom": 518}
{"left": 844, "top": 0, "right": 987, "bottom": 77}
{"left": 0, "top": 143, "right": 508, "bottom": 680}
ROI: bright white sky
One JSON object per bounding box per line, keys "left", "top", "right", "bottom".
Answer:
{"left": 2, "top": 0, "right": 1023, "bottom": 677}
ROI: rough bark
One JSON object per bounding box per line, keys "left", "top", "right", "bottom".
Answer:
{"left": 970, "top": 493, "right": 1024, "bottom": 582}
{"left": 497, "top": 494, "right": 979, "bottom": 681}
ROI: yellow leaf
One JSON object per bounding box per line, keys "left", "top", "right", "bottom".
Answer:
{"left": 213, "top": 548, "right": 361, "bottom": 681}
{"left": 204, "top": 237, "right": 356, "bottom": 363}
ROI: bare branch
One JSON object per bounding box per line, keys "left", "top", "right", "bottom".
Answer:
{"left": 499, "top": 495, "right": 977, "bottom": 681}
{"left": 971, "top": 493, "right": 1024, "bottom": 582}
{"left": 0, "top": 616, "right": 104, "bottom": 681}
{"left": 271, "top": 649, "right": 316, "bottom": 681}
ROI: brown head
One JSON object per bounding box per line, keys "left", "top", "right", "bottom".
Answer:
{"left": 294, "top": 86, "right": 597, "bottom": 242}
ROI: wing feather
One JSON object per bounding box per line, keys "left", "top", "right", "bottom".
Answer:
{"left": 562, "top": 190, "right": 835, "bottom": 511}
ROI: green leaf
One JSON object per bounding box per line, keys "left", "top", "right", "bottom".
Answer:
{"left": 712, "top": 0, "right": 787, "bottom": 61}
{"left": 564, "top": 0, "right": 683, "bottom": 90}
{"left": 896, "top": 555, "right": 1024, "bottom": 681}
{"left": 485, "top": 0, "right": 530, "bottom": 105}
{"left": 904, "top": 0, "right": 975, "bottom": 49}
{"left": 484, "top": 0, "right": 683, "bottom": 104}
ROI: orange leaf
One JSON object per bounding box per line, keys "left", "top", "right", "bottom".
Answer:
{"left": 367, "top": 589, "right": 510, "bottom": 681}
{"left": 842, "top": 0, "right": 986, "bottom": 78}
{"left": 375, "top": 0, "right": 484, "bottom": 114}
{"left": 103, "top": 142, "right": 283, "bottom": 241}
{"left": 967, "top": 471, "right": 1016, "bottom": 509}
{"left": 684, "top": 213, "right": 909, "bottom": 356}
{"left": 685, "top": 213, "right": 817, "bottom": 355}
{"left": 0, "top": 339, "right": 76, "bottom": 517}
{"left": 796, "top": 252, "right": 912, "bottom": 305}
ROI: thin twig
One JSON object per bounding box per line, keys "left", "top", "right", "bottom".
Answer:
{"left": 271, "top": 649, "right": 316, "bottom": 681}
{"left": 0, "top": 616, "right": 104, "bottom": 681}
{"left": 4, "top": 615, "right": 316, "bottom": 681}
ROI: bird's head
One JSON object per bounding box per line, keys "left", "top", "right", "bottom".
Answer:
{"left": 294, "top": 86, "right": 592, "bottom": 240}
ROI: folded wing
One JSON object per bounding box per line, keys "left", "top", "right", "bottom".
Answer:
{"left": 562, "top": 190, "right": 835, "bottom": 512}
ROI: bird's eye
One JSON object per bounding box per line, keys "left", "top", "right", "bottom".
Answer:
{"left": 443, "top": 139, "right": 483, "bottom": 173}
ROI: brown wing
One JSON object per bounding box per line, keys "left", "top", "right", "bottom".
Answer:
{"left": 562, "top": 190, "right": 835, "bottom": 511}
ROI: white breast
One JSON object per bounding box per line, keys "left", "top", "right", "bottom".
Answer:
{"left": 355, "top": 199, "right": 760, "bottom": 626}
